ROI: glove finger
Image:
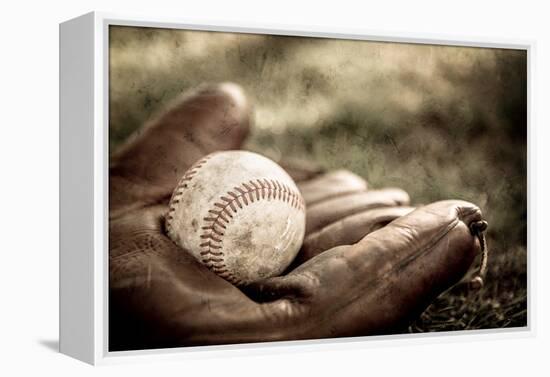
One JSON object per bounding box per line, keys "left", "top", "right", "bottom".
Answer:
{"left": 305, "top": 188, "right": 410, "bottom": 234}
{"left": 110, "top": 83, "right": 251, "bottom": 214}
{"left": 297, "top": 170, "right": 367, "bottom": 206}
{"left": 296, "top": 206, "right": 415, "bottom": 265}
{"left": 277, "top": 158, "right": 326, "bottom": 183}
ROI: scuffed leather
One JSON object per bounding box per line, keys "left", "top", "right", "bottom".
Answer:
{"left": 109, "top": 83, "right": 482, "bottom": 350}
{"left": 298, "top": 206, "right": 416, "bottom": 264}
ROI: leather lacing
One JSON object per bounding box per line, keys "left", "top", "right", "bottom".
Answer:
{"left": 469, "top": 220, "right": 489, "bottom": 289}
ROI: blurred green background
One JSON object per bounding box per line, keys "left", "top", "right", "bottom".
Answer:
{"left": 109, "top": 26, "right": 527, "bottom": 332}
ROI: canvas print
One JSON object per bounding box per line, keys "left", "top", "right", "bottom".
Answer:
{"left": 108, "top": 26, "right": 527, "bottom": 351}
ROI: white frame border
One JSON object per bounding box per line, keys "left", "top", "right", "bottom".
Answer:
{"left": 76, "top": 11, "right": 535, "bottom": 365}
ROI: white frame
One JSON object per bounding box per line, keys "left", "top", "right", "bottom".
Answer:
{"left": 59, "top": 11, "right": 535, "bottom": 365}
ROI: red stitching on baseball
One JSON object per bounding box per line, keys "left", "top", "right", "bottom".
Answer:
{"left": 165, "top": 154, "right": 216, "bottom": 238}
{"left": 200, "top": 251, "right": 222, "bottom": 256}
{"left": 199, "top": 178, "right": 304, "bottom": 285}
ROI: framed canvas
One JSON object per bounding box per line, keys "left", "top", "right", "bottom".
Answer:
{"left": 59, "top": 11, "right": 532, "bottom": 365}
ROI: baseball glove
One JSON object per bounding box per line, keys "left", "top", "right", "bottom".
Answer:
{"left": 108, "top": 83, "right": 487, "bottom": 351}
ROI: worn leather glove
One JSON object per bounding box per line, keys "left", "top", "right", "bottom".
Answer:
{"left": 109, "top": 83, "right": 484, "bottom": 351}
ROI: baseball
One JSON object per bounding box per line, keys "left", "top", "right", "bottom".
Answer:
{"left": 165, "top": 151, "right": 306, "bottom": 286}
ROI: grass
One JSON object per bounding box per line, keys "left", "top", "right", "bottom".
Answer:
{"left": 109, "top": 26, "right": 528, "bottom": 333}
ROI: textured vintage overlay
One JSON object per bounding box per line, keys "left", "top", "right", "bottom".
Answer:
{"left": 109, "top": 26, "right": 527, "bottom": 333}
